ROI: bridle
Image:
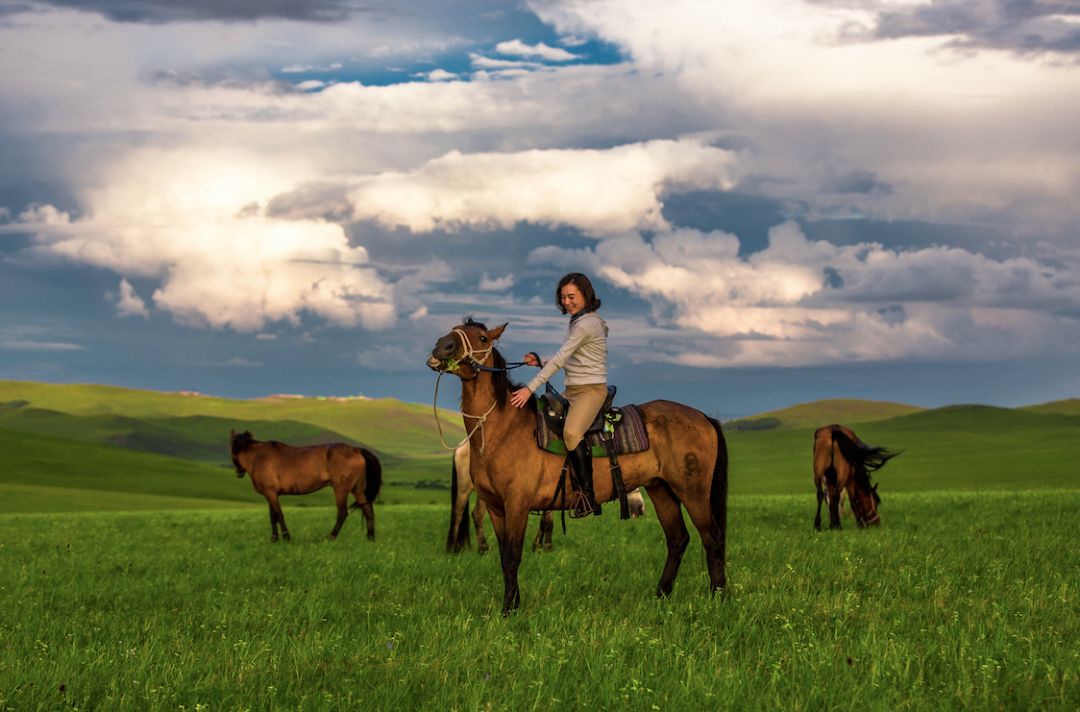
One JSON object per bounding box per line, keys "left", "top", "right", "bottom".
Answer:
{"left": 852, "top": 484, "right": 880, "bottom": 525}
{"left": 438, "top": 327, "right": 532, "bottom": 378}
{"left": 430, "top": 327, "right": 529, "bottom": 455}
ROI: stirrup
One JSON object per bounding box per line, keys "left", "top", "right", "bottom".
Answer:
{"left": 569, "top": 490, "right": 597, "bottom": 519}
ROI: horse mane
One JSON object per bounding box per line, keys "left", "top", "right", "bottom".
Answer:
{"left": 461, "top": 316, "right": 535, "bottom": 412}
{"left": 231, "top": 430, "right": 256, "bottom": 455}
{"left": 833, "top": 429, "right": 897, "bottom": 502}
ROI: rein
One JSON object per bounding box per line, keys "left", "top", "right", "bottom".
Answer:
{"left": 432, "top": 370, "right": 499, "bottom": 454}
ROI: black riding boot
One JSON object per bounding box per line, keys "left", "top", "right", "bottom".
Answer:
{"left": 567, "top": 440, "right": 601, "bottom": 517}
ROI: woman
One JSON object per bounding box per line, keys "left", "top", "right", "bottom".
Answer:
{"left": 510, "top": 272, "right": 608, "bottom": 516}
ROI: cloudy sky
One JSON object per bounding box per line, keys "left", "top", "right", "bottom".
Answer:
{"left": 1, "top": 0, "right": 1078, "bottom": 418}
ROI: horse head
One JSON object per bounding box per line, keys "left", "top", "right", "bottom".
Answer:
{"left": 427, "top": 318, "right": 507, "bottom": 379}
{"left": 229, "top": 429, "right": 255, "bottom": 477}
{"left": 850, "top": 478, "right": 881, "bottom": 527}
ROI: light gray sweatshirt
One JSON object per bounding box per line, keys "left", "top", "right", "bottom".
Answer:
{"left": 526, "top": 311, "right": 608, "bottom": 393}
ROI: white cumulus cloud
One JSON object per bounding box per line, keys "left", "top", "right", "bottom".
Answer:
{"left": 114, "top": 278, "right": 149, "bottom": 318}
{"left": 16, "top": 149, "right": 395, "bottom": 332}
{"left": 530, "top": 220, "right": 1080, "bottom": 367}
{"left": 495, "top": 39, "right": 578, "bottom": 62}
{"left": 301, "top": 138, "right": 738, "bottom": 236}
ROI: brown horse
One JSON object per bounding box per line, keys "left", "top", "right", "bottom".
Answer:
{"left": 447, "top": 441, "right": 553, "bottom": 554}
{"left": 813, "top": 424, "right": 898, "bottom": 530}
{"left": 229, "top": 430, "right": 382, "bottom": 542}
{"left": 428, "top": 319, "right": 728, "bottom": 615}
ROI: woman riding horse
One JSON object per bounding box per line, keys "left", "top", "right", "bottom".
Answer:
{"left": 429, "top": 318, "right": 727, "bottom": 615}
{"left": 509, "top": 272, "right": 608, "bottom": 517}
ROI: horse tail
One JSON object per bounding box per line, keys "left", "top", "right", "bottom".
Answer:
{"left": 707, "top": 417, "right": 728, "bottom": 540}
{"left": 360, "top": 448, "right": 382, "bottom": 503}
{"left": 447, "top": 455, "right": 471, "bottom": 551}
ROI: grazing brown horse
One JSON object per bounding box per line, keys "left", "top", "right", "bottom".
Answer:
{"left": 813, "top": 424, "right": 898, "bottom": 530}
{"left": 229, "top": 430, "right": 382, "bottom": 542}
{"left": 447, "top": 441, "right": 553, "bottom": 554}
{"left": 428, "top": 319, "right": 728, "bottom": 615}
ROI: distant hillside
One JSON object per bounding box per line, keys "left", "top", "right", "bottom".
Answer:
{"left": 0, "top": 380, "right": 467, "bottom": 513}
{"left": 724, "top": 403, "right": 1080, "bottom": 497}
{"left": 0, "top": 380, "right": 463, "bottom": 459}
{"left": 3, "top": 382, "right": 1078, "bottom": 514}
{"left": 1021, "top": 398, "right": 1080, "bottom": 416}
{"left": 725, "top": 398, "right": 924, "bottom": 431}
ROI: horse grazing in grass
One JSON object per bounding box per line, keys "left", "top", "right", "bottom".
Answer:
{"left": 447, "top": 441, "right": 553, "bottom": 554}
{"left": 229, "top": 430, "right": 382, "bottom": 542}
{"left": 813, "top": 424, "right": 898, "bottom": 530}
{"left": 429, "top": 319, "right": 728, "bottom": 615}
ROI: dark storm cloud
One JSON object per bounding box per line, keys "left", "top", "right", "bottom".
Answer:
{"left": 1, "top": 0, "right": 388, "bottom": 23}
{"left": 869, "top": 0, "right": 1080, "bottom": 56}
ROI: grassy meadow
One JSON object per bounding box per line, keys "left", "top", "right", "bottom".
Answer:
{"left": 0, "top": 381, "right": 1078, "bottom": 709}
{"left": 0, "top": 494, "right": 1076, "bottom": 710}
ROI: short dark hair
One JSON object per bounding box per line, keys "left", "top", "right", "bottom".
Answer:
{"left": 555, "top": 273, "right": 602, "bottom": 315}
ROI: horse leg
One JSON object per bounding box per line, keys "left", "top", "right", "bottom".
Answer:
{"left": 814, "top": 481, "right": 825, "bottom": 531}
{"left": 488, "top": 504, "right": 527, "bottom": 615}
{"left": 532, "top": 511, "right": 553, "bottom": 552}
{"left": 268, "top": 493, "right": 290, "bottom": 542}
{"left": 645, "top": 482, "right": 690, "bottom": 598}
{"left": 266, "top": 499, "right": 279, "bottom": 543}
{"left": 828, "top": 485, "right": 842, "bottom": 530}
{"left": 359, "top": 502, "right": 376, "bottom": 540}
{"left": 473, "top": 496, "right": 490, "bottom": 554}
{"left": 447, "top": 488, "right": 470, "bottom": 552}
{"left": 328, "top": 488, "right": 349, "bottom": 541}
{"left": 679, "top": 487, "right": 727, "bottom": 594}
{"left": 351, "top": 483, "right": 376, "bottom": 541}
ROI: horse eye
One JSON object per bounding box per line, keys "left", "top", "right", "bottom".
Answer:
{"left": 479, "top": 336, "right": 488, "bottom": 343}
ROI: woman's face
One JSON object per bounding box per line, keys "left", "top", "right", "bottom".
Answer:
{"left": 560, "top": 283, "right": 585, "bottom": 315}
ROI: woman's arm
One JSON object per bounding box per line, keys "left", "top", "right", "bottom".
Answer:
{"left": 525, "top": 322, "right": 592, "bottom": 393}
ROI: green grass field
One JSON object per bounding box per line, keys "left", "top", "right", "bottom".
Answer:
{"left": 0, "top": 494, "right": 1076, "bottom": 710}
{"left": 1, "top": 381, "right": 1078, "bottom": 709}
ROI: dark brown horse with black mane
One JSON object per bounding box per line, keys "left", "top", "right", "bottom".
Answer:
{"left": 429, "top": 319, "right": 728, "bottom": 615}
{"left": 813, "top": 424, "right": 898, "bottom": 530}
{"left": 230, "top": 430, "right": 382, "bottom": 542}
{"left": 447, "top": 441, "right": 553, "bottom": 554}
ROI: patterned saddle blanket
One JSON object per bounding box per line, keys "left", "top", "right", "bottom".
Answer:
{"left": 534, "top": 386, "right": 650, "bottom": 457}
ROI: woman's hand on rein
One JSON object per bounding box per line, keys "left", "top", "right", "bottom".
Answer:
{"left": 510, "top": 387, "right": 532, "bottom": 409}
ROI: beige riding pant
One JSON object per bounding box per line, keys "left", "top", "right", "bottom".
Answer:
{"left": 563, "top": 383, "right": 608, "bottom": 450}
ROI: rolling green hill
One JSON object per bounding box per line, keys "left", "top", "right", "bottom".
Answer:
{"left": 0, "top": 380, "right": 467, "bottom": 513}
{"left": 1, "top": 381, "right": 1078, "bottom": 514}
{"left": 725, "top": 397, "right": 924, "bottom": 431}
{"left": 1021, "top": 398, "right": 1080, "bottom": 416}
{"left": 726, "top": 403, "right": 1080, "bottom": 497}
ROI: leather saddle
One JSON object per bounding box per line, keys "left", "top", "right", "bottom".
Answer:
{"left": 538, "top": 384, "right": 618, "bottom": 440}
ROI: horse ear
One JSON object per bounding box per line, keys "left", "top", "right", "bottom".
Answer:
{"left": 488, "top": 322, "right": 508, "bottom": 340}
{"left": 230, "top": 429, "right": 235, "bottom": 438}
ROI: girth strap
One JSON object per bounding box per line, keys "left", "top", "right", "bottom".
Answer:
{"left": 601, "top": 435, "right": 631, "bottom": 520}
